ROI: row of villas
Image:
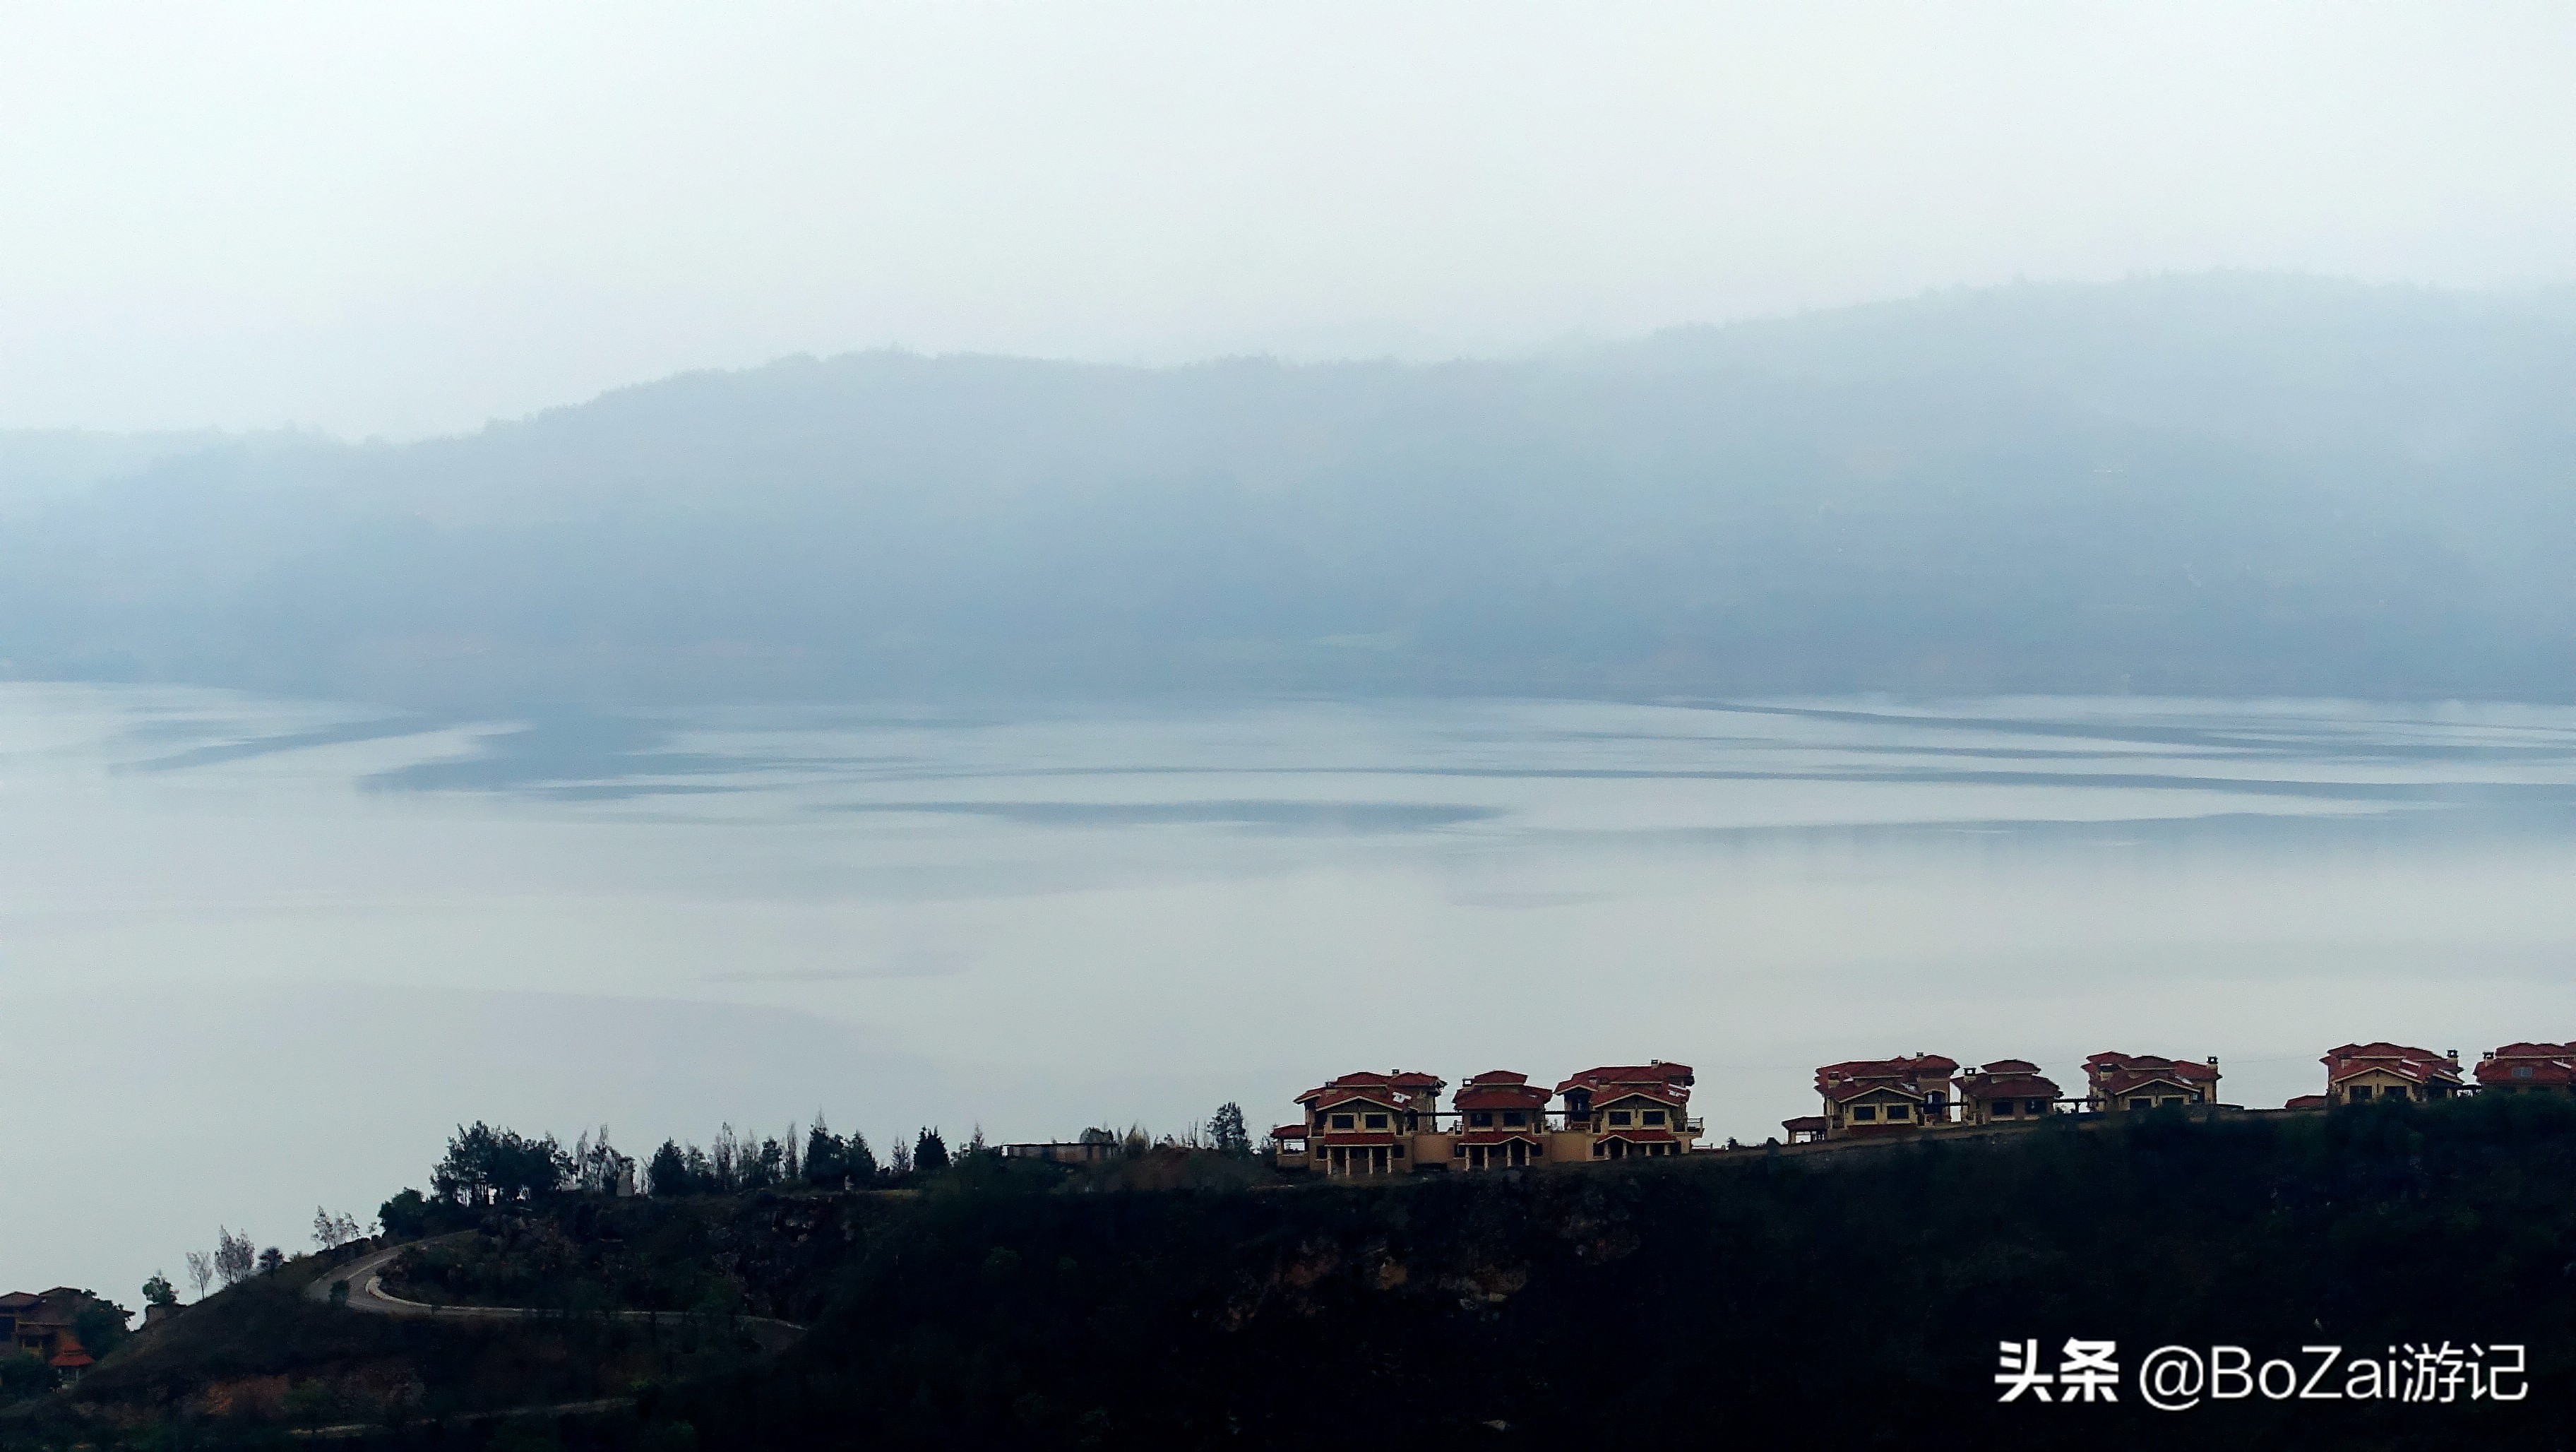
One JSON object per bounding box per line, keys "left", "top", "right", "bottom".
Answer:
{"left": 1268, "top": 1042, "right": 2576, "bottom": 1174}
{"left": 1785, "top": 1049, "right": 2226, "bottom": 1141}
{"left": 1793, "top": 1045, "right": 2576, "bottom": 1148}
{"left": 1273, "top": 1063, "right": 1705, "bottom": 1177}
{"left": 1789, "top": 1040, "right": 2575, "bottom": 1141}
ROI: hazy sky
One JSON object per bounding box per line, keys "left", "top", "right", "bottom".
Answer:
{"left": 4, "top": 1, "right": 2572, "bottom": 437}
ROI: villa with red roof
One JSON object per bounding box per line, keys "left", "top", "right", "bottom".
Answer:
{"left": 1957, "top": 1059, "right": 2062, "bottom": 1126}
{"left": 2475, "top": 1042, "right": 2576, "bottom": 1096}
{"left": 1284, "top": 1069, "right": 1447, "bottom": 1177}
{"left": 1810, "top": 1054, "right": 1958, "bottom": 1138}
{"left": 1554, "top": 1062, "right": 1702, "bottom": 1160}
{"left": 2, "top": 1287, "right": 112, "bottom": 1385}
{"left": 2084, "top": 1052, "right": 2221, "bottom": 1112}
{"left": 1452, "top": 1070, "right": 1552, "bottom": 1170}
{"left": 2322, "top": 1043, "right": 2462, "bottom": 1105}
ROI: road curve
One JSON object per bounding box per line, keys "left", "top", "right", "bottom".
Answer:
{"left": 307, "top": 1237, "right": 804, "bottom": 1353}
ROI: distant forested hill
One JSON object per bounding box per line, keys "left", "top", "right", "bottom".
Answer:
{"left": 6, "top": 274, "right": 2573, "bottom": 707}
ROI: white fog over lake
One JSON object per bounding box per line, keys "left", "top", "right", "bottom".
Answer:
{"left": 7, "top": 684, "right": 2575, "bottom": 1297}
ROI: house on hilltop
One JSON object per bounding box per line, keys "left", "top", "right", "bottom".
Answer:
{"left": 1555, "top": 1062, "right": 1703, "bottom": 1160}
{"left": 2323, "top": 1043, "right": 2462, "bottom": 1105}
{"left": 1813, "top": 1054, "right": 1957, "bottom": 1138}
{"left": 2475, "top": 1042, "right": 2576, "bottom": 1096}
{"left": 2084, "top": 1052, "right": 2220, "bottom": 1112}
{"left": 1289, "top": 1069, "right": 1448, "bottom": 1177}
{"left": 999, "top": 1126, "right": 1120, "bottom": 1165}
{"left": 1453, "top": 1070, "right": 1551, "bottom": 1170}
{"left": 1957, "top": 1060, "right": 2062, "bottom": 1125}
{"left": 2, "top": 1287, "right": 109, "bottom": 1384}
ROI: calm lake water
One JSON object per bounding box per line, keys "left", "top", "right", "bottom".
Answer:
{"left": 7, "top": 684, "right": 2575, "bottom": 1297}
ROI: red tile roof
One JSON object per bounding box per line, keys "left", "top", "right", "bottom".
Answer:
{"left": 1301, "top": 1086, "right": 1407, "bottom": 1114}
{"left": 1462, "top": 1069, "right": 1529, "bottom": 1086}
{"left": 2084, "top": 1052, "right": 2219, "bottom": 1100}
{"left": 1960, "top": 1072, "right": 2060, "bottom": 1102}
{"left": 2085, "top": 1052, "right": 2217, "bottom": 1080}
{"left": 2284, "top": 1094, "right": 2328, "bottom": 1109}
{"left": 1780, "top": 1116, "right": 1827, "bottom": 1133}
{"left": 2476, "top": 1043, "right": 2576, "bottom": 1086}
{"left": 1814, "top": 1054, "right": 1957, "bottom": 1097}
{"left": 1272, "top": 1124, "right": 1308, "bottom": 1141}
{"left": 1296, "top": 1069, "right": 1446, "bottom": 1106}
{"left": 1310, "top": 1131, "right": 1404, "bottom": 1147}
{"left": 1976, "top": 1059, "right": 2041, "bottom": 1075}
{"left": 1823, "top": 1081, "right": 1928, "bottom": 1107}
{"left": 1555, "top": 1061, "right": 1695, "bottom": 1096}
{"left": 1454, "top": 1129, "right": 1544, "bottom": 1146}
{"left": 1594, "top": 1128, "right": 1680, "bottom": 1143}
{"left": 2321, "top": 1043, "right": 2462, "bottom": 1088}
{"left": 1815, "top": 1054, "right": 1955, "bottom": 1105}
{"left": 48, "top": 1350, "right": 93, "bottom": 1369}
{"left": 1454, "top": 1083, "right": 1551, "bottom": 1112}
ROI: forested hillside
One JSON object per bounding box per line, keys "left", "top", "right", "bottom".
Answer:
{"left": 6, "top": 275, "right": 2574, "bottom": 706}
{"left": 16, "top": 1099, "right": 2575, "bottom": 1449}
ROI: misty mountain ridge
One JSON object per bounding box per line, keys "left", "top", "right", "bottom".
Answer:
{"left": 6, "top": 273, "right": 2573, "bottom": 708}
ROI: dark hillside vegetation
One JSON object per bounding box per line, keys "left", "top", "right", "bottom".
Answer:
{"left": 0, "top": 1249, "right": 769, "bottom": 1449}
{"left": 12, "top": 1100, "right": 2575, "bottom": 1450}
{"left": 655, "top": 1097, "right": 2576, "bottom": 1449}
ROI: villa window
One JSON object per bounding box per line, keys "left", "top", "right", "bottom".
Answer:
{"left": 1364, "top": 1114, "right": 1388, "bottom": 1130}
{"left": 2128, "top": 1097, "right": 2152, "bottom": 1110}
{"left": 1885, "top": 1104, "right": 1910, "bottom": 1121}
{"left": 2349, "top": 1086, "right": 2372, "bottom": 1102}
{"left": 2515, "top": 1066, "right": 2535, "bottom": 1078}
{"left": 1331, "top": 1114, "right": 1354, "bottom": 1129}
{"left": 2160, "top": 1097, "right": 2182, "bottom": 1107}
{"left": 1850, "top": 1105, "right": 1877, "bottom": 1122}
{"left": 1642, "top": 1109, "right": 1666, "bottom": 1126}
{"left": 1391, "top": 1143, "right": 1404, "bottom": 1158}
{"left": 2025, "top": 1100, "right": 2048, "bottom": 1114}
{"left": 1607, "top": 1110, "right": 1632, "bottom": 1126}
{"left": 1503, "top": 1111, "right": 1526, "bottom": 1127}
{"left": 1469, "top": 1112, "right": 1492, "bottom": 1127}
{"left": 1992, "top": 1100, "right": 2016, "bottom": 1117}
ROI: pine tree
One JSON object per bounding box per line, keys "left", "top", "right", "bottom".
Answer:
{"left": 915, "top": 1127, "right": 951, "bottom": 1173}
{"left": 647, "top": 1139, "right": 693, "bottom": 1196}
{"left": 805, "top": 1116, "right": 845, "bottom": 1187}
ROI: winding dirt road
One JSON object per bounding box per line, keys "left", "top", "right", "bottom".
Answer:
{"left": 307, "top": 1237, "right": 804, "bottom": 1353}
